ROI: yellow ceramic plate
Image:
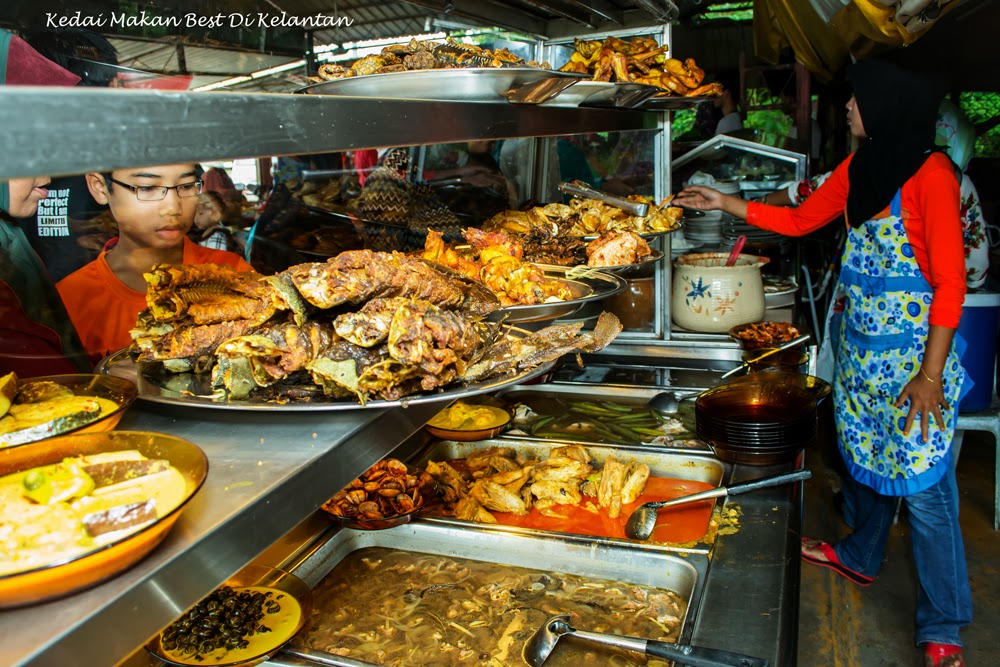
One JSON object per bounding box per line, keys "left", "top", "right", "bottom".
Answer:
{"left": 0, "top": 431, "right": 207, "bottom": 608}
{"left": 0, "top": 374, "right": 137, "bottom": 449}
{"left": 147, "top": 565, "right": 312, "bottom": 667}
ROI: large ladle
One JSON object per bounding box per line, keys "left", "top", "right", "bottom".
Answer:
{"left": 624, "top": 469, "right": 812, "bottom": 541}
{"left": 523, "top": 614, "right": 769, "bottom": 667}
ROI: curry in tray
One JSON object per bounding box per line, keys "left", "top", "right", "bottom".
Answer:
{"left": 0, "top": 449, "right": 187, "bottom": 576}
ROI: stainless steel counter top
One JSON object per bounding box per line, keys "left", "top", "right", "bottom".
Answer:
{"left": 0, "top": 400, "right": 441, "bottom": 667}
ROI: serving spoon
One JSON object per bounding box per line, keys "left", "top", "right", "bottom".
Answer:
{"left": 624, "top": 469, "right": 812, "bottom": 541}
{"left": 648, "top": 389, "right": 703, "bottom": 415}
{"left": 524, "top": 614, "right": 769, "bottom": 667}
{"left": 720, "top": 333, "right": 811, "bottom": 379}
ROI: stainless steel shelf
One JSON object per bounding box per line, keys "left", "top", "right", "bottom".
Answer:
{"left": 0, "top": 400, "right": 441, "bottom": 667}
{"left": 0, "top": 87, "right": 657, "bottom": 180}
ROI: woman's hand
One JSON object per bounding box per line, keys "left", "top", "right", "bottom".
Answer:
{"left": 896, "top": 369, "right": 949, "bottom": 443}
{"left": 673, "top": 185, "right": 726, "bottom": 210}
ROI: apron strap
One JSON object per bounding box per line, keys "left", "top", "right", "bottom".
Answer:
{"left": 890, "top": 189, "right": 902, "bottom": 218}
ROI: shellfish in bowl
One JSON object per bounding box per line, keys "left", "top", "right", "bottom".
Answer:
{"left": 322, "top": 458, "right": 434, "bottom": 530}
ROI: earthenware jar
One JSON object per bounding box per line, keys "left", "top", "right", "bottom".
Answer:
{"left": 671, "top": 252, "right": 769, "bottom": 333}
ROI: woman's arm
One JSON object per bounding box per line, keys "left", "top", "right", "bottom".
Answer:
{"left": 674, "top": 158, "right": 852, "bottom": 237}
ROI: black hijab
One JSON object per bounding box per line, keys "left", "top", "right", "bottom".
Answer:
{"left": 846, "top": 58, "right": 947, "bottom": 227}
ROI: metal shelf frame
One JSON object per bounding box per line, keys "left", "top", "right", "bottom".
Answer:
{"left": 0, "top": 87, "right": 656, "bottom": 181}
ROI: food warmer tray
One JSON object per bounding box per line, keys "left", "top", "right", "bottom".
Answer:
{"left": 638, "top": 95, "right": 715, "bottom": 111}
{"left": 410, "top": 438, "right": 726, "bottom": 555}
{"left": 540, "top": 80, "right": 662, "bottom": 109}
{"left": 489, "top": 265, "right": 626, "bottom": 324}
{"left": 296, "top": 68, "right": 587, "bottom": 105}
{"left": 97, "top": 335, "right": 555, "bottom": 412}
{"left": 495, "top": 382, "right": 711, "bottom": 452}
{"left": 269, "top": 520, "right": 708, "bottom": 666}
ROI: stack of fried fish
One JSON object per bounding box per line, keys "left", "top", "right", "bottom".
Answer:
{"left": 130, "top": 250, "right": 622, "bottom": 404}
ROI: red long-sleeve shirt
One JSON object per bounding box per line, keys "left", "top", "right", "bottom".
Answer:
{"left": 746, "top": 152, "right": 966, "bottom": 328}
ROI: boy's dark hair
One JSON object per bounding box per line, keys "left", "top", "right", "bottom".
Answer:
{"left": 25, "top": 28, "right": 119, "bottom": 87}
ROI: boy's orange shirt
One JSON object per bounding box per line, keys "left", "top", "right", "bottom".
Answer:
{"left": 56, "top": 237, "right": 254, "bottom": 365}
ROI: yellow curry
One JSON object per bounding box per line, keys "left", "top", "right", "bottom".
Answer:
{"left": 427, "top": 402, "right": 509, "bottom": 431}
{"left": 0, "top": 450, "right": 186, "bottom": 576}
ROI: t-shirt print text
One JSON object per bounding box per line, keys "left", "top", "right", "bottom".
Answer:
{"left": 36, "top": 189, "right": 71, "bottom": 237}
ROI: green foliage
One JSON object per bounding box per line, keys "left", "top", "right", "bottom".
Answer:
{"left": 959, "top": 92, "right": 1000, "bottom": 158}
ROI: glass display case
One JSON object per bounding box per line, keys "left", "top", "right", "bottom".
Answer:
{"left": 671, "top": 134, "right": 808, "bottom": 200}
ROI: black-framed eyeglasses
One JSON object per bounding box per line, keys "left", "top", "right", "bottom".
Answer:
{"left": 108, "top": 177, "right": 203, "bottom": 201}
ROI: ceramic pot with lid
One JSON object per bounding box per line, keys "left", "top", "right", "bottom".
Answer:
{"left": 671, "top": 252, "right": 770, "bottom": 333}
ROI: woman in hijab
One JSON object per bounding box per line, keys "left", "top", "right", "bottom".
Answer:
{"left": 675, "top": 58, "right": 971, "bottom": 667}
{"left": 0, "top": 27, "right": 92, "bottom": 376}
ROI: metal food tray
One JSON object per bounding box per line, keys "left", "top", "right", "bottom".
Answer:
{"left": 638, "top": 94, "right": 716, "bottom": 111}
{"left": 540, "top": 80, "right": 662, "bottom": 109}
{"left": 297, "top": 68, "right": 586, "bottom": 105}
{"left": 411, "top": 437, "right": 726, "bottom": 555}
{"left": 269, "top": 521, "right": 706, "bottom": 666}
{"left": 495, "top": 382, "right": 712, "bottom": 452}
{"left": 488, "top": 264, "right": 626, "bottom": 323}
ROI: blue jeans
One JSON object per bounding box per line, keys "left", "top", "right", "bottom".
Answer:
{"left": 834, "top": 461, "right": 973, "bottom": 646}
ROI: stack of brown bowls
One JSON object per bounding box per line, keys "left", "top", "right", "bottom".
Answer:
{"left": 695, "top": 373, "right": 830, "bottom": 465}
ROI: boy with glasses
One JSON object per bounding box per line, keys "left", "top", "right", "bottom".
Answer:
{"left": 57, "top": 163, "right": 253, "bottom": 363}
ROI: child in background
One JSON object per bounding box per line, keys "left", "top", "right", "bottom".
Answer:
{"left": 191, "top": 191, "right": 230, "bottom": 250}
{"left": 57, "top": 163, "right": 254, "bottom": 363}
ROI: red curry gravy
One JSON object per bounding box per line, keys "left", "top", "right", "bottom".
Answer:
{"left": 490, "top": 476, "right": 716, "bottom": 543}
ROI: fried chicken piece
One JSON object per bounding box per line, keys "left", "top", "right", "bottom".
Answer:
{"left": 586, "top": 231, "right": 652, "bottom": 267}
{"left": 471, "top": 480, "right": 528, "bottom": 515}
{"left": 455, "top": 496, "right": 497, "bottom": 523}
{"left": 530, "top": 480, "right": 583, "bottom": 506}
{"left": 533, "top": 456, "right": 592, "bottom": 482}
{"left": 621, "top": 462, "right": 651, "bottom": 504}
{"left": 598, "top": 457, "right": 627, "bottom": 519}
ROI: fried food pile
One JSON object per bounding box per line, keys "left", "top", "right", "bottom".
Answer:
{"left": 483, "top": 195, "right": 682, "bottom": 238}
{"left": 425, "top": 444, "right": 650, "bottom": 523}
{"left": 317, "top": 36, "right": 548, "bottom": 80}
{"left": 558, "top": 36, "right": 721, "bottom": 98}
{"left": 130, "top": 252, "right": 622, "bottom": 404}
{"left": 422, "top": 228, "right": 573, "bottom": 306}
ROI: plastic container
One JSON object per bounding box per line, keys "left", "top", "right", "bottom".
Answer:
{"left": 958, "top": 290, "right": 1000, "bottom": 412}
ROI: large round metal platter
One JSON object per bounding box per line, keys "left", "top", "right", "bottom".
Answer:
{"left": 96, "top": 329, "right": 557, "bottom": 412}
{"left": 586, "top": 249, "right": 665, "bottom": 275}
{"left": 540, "top": 80, "right": 662, "bottom": 109}
{"left": 487, "top": 265, "right": 626, "bottom": 323}
{"left": 296, "top": 68, "right": 586, "bottom": 104}
{"left": 638, "top": 95, "right": 716, "bottom": 111}
{"left": 575, "top": 223, "right": 684, "bottom": 242}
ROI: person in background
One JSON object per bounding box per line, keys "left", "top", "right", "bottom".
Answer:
{"left": 57, "top": 163, "right": 254, "bottom": 363}
{"left": 190, "top": 191, "right": 231, "bottom": 250}
{"left": 354, "top": 149, "right": 378, "bottom": 187}
{"left": 0, "top": 27, "right": 91, "bottom": 376}
{"left": 21, "top": 27, "right": 119, "bottom": 282}
{"left": 713, "top": 71, "right": 744, "bottom": 136}
{"left": 676, "top": 58, "right": 971, "bottom": 667}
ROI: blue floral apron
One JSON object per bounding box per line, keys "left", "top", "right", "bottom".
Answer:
{"left": 834, "top": 191, "right": 968, "bottom": 496}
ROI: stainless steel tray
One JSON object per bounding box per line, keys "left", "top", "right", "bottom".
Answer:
{"left": 638, "top": 94, "right": 716, "bottom": 111}
{"left": 590, "top": 248, "right": 665, "bottom": 275}
{"left": 496, "top": 383, "right": 712, "bottom": 451}
{"left": 489, "top": 264, "right": 626, "bottom": 323}
{"left": 297, "top": 68, "right": 586, "bottom": 105}
{"left": 541, "top": 80, "right": 662, "bottom": 108}
{"left": 411, "top": 438, "right": 725, "bottom": 554}
{"left": 272, "top": 521, "right": 706, "bottom": 666}
{"left": 95, "top": 327, "right": 556, "bottom": 412}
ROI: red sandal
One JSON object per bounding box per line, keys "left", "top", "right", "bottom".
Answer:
{"left": 800, "top": 537, "right": 874, "bottom": 587}
{"left": 924, "top": 643, "right": 964, "bottom": 667}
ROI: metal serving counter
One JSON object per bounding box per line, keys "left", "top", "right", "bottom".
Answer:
{"left": 0, "top": 400, "right": 441, "bottom": 667}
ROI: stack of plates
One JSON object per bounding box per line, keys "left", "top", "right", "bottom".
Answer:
{"left": 670, "top": 233, "right": 704, "bottom": 257}
{"left": 721, "top": 218, "right": 785, "bottom": 248}
{"left": 683, "top": 210, "right": 725, "bottom": 245}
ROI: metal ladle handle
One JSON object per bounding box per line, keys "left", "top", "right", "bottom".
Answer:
{"left": 721, "top": 333, "right": 811, "bottom": 379}
{"left": 565, "top": 627, "right": 769, "bottom": 667}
